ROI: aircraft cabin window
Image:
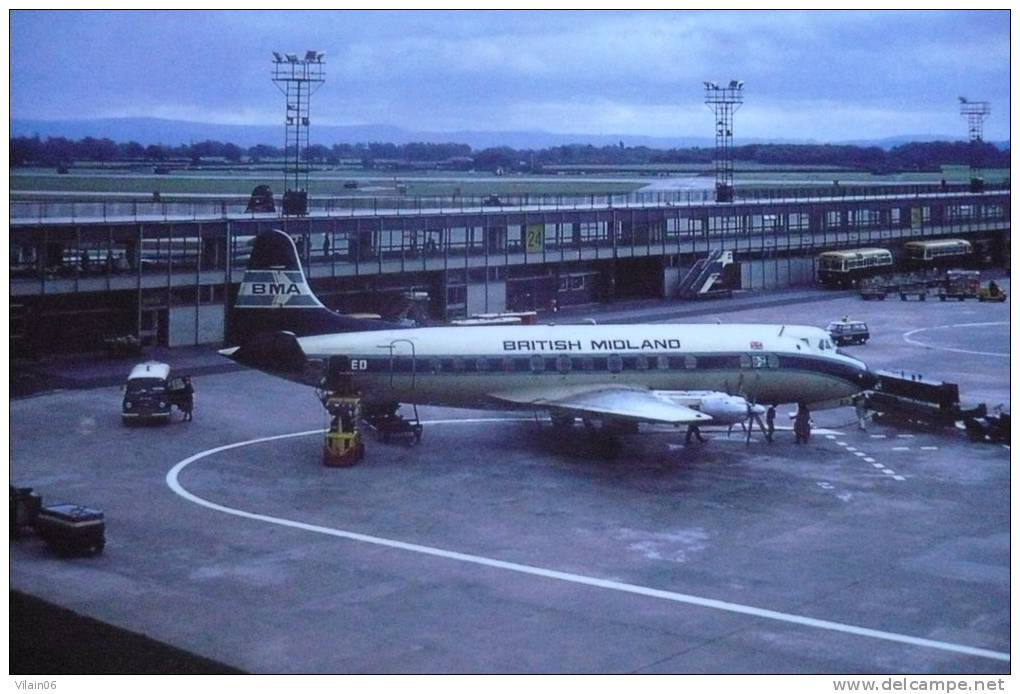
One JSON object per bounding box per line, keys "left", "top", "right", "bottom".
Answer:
{"left": 684, "top": 355, "right": 697, "bottom": 369}
{"left": 767, "top": 353, "right": 780, "bottom": 369}
{"left": 452, "top": 357, "right": 466, "bottom": 372}
{"left": 739, "top": 354, "right": 752, "bottom": 369}
{"left": 656, "top": 355, "right": 669, "bottom": 370}
{"left": 635, "top": 355, "right": 649, "bottom": 371}
{"left": 530, "top": 354, "right": 545, "bottom": 373}
{"left": 607, "top": 354, "right": 623, "bottom": 373}
{"left": 476, "top": 358, "right": 489, "bottom": 371}
{"left": 581, "top": 356, "right": 595, "bottom": 371}
{"left": 429, "top": 357, "right": 442, "bottom": 373}
{"left": 555, "top": 355, "right": 571, "bottom": 373}
{"left": 502, "top": 357, "right": 514, "bottom": 372}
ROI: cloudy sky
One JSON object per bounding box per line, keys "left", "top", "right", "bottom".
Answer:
{"left": 10, "top": 10, "right": 1011, "bottom": 142}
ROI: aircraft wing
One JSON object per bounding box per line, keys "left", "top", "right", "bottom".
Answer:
{"left": 490, "top": 385, "right": 714, "bottom": 425}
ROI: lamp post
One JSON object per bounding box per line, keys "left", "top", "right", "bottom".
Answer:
{"left": 704, "top": 80, "right": 744, "bottom": 203}
{"left": 272, "top": 50, "right": 326, "bottom": 215}
{"left": 958, "top": 97, "right": 990, "bottom": 193}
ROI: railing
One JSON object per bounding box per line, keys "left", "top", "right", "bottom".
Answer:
{"left": 12, "top": 217, "right": 1008, "bottom": 291}
{"left": 9, "top": 182, "right": 1010, "bottom": 224}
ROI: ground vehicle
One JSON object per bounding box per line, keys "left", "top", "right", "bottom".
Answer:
{"left": 817, "top": 248, "right": 894, "bottom": 287}
{"left": 858, "top": 278, "right": 889, "bottom": 300}
{"left": 978, "top": 281, "right": 1007, "bottom": 302}
{"left": 903, "top": 239, "right": 972, "bottom": 270}
{"left": 938, "top": 270, "right": 981, "bottom": 301}
{"left": 899, "top": 282, "right": 928, "bottom": 301}
{"left": 121, "top": 361, "right": 179, "bottom": 423}
{"left": 827, "top": 318, "right": 870, "bottom": 346}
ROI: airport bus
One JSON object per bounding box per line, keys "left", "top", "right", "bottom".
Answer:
{"left": 903, "top": 239, "right": 972, "bottom": 270}
{"left": 816, "top": 247, "right": 894, "bottom": 287}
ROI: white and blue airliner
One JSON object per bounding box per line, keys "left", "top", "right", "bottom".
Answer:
{"left": 222, "top": 230, "right": 875, "bottom": 432}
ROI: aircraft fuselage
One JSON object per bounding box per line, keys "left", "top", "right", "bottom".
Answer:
{"left": 294, "top": 323, "right": 871, "bottom": 410}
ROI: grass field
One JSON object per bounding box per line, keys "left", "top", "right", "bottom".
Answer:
{"left": 9, "top": 164, "right": 1009, "bottom": 199}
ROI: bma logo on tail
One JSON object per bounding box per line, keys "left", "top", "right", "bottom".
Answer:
{"left": 236, "top": 270, "right": 323, "bottom": 309}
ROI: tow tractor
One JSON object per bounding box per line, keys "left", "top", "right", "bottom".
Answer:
{"left": 318, "top": 358, "right": 365, "bottom": 466}
{"left": 978, "top": 281, "right": 1007, "bottom": 302}
{"left": 321, "top": 394, "right": 364, "bottom": 466}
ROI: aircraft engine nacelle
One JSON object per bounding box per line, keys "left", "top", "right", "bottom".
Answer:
{"left": 698, "top": 393, "right": 764, "bottom": 425}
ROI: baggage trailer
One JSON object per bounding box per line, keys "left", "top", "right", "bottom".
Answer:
{"left": 864, "top": 370, "right": 986, "bottom": 429}
{"left": 35, "top": 504, "right": 106, "bottom": 556}
{"left": 937, "top": 270, "right": 981, "bottom": 301}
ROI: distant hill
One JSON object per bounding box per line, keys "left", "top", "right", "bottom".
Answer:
{"left": 9, "top": 117, "right": 716, "bottom": 150}
{"left": 834, "top": 134, "right": 1010, "bottom": 150}
{"left": 9, "top": 117, "right": 1008, "bottom": 151}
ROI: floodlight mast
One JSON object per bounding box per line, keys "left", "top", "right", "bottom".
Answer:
{"left": 704, "top": 80, "right": 744, "bottom": 202}
{"left": 272, "top": 50, "right": 326, "bottom": 215}
{"left": 958, "top": 96, "right": 990, "bottom": 189}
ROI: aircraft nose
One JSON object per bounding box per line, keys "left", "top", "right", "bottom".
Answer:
{"left": 858, "top": 368, "right": 878, "bottom": 391}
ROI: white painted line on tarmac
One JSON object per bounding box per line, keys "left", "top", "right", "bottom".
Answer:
{"left": 825, "top": 435, "right": 837, "bottom": 440}
{"left": 869, "top": 435, "right": 887, "bottom": 439}
{"left": 165, "top": 426, "right": 1009, "bottom": 664}
{"left": 1003, "top": 445, "right": 1011, "bottom": 451}
{"left": 872, "top": 463, "right": 884, "bottom": 469}
{"left": 864, "top": 457, "right": 876, "bottom": 463}
{"left": 845, "top": 446, "right": 858, "bottom": 452}
{"left": 892, "top": 447, "right": 910, "bottom": 451}
{"left": 897, "top": 434, "right": 915, "bottom": 439}
{"left": 920, "top": 446, "right": 939, "bottom": 451}
{"left": 853, "top": 452, "right": 866, "bottom": 457}
{"left": 903, "top": 322, "right": 1009, "bottom": 358}
{"left": 882, "top": 469, "right": 896, "bottom": 476}
{"left": 893, "top": 476, "right": 907, "bottom": 481}
{"left": 836, "top": 441, "right": 848, "bottom": 447}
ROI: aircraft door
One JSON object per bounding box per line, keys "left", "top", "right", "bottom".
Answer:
{"left": 388, "top": 339, "right": 417, "bottom": 397}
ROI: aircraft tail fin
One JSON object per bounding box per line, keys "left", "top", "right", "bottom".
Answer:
{"left": 229, "top": 229, "right": 400, "bottom": 344}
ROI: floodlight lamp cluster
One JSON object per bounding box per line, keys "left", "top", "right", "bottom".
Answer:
{"left": 272, "top": 50, "right": 325, "bottom": 64}
{"left": 703, "top": 80, "right": 744, "bottom": 90}
{"left": 958, "top": 96, "right": 990, "bottom": 116}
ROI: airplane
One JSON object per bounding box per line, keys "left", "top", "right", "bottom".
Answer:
{"left": 222, "top": 229, "right": 876, "bottom": 437}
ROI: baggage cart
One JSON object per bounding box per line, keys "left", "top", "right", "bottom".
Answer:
{"left": 35, "top": 504, "right": 106, "bottom": 556}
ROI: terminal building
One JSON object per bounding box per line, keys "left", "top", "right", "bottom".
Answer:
{"left": 9, "top": 184, "right": 1010, "bottom": 356}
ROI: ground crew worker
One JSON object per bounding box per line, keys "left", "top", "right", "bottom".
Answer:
{"left": 179, "top": 377, "right": 194, "bottom": 421}
{"left": 685, "top": 423, "right": 706, "bottom": 445}
{"left": 854, "top": 397, "right": 868, "bottom": 431}
{"left": 794, "top": 403, "right": 811, "bottom": 444}
{"left": 765, "top": 404, "right": 777, "bottom": 443}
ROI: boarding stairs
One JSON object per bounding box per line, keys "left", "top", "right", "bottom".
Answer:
{"left": 677, "top": 250, "right": 733, "bottom": 299}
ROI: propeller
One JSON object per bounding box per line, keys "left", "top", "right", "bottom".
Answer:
{"left": 736, "top": 379, "right": 769, "bottom": 445}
